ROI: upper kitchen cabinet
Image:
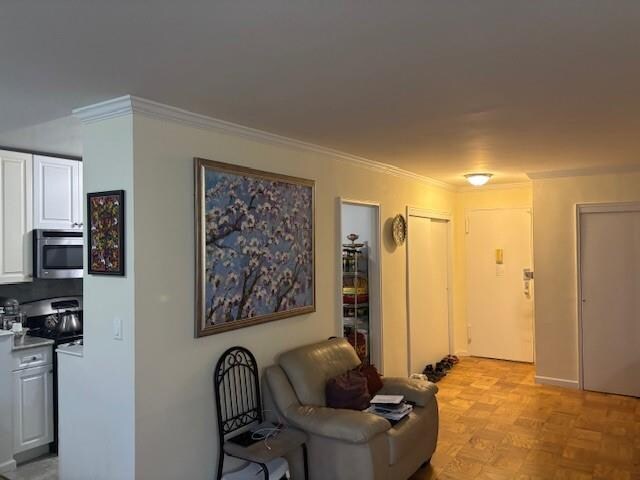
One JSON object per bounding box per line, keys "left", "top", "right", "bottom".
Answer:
{"left": 33, "top": 155, "right": 83, "bottom": 230}
{"left": 0, "top": 150, "right": 33, "bottom": 284}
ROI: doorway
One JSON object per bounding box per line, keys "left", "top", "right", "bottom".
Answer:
{"left": 578, "top": 203, "right": 640, "bottom": 397}
{"left": 466, "top": 208, "right": 534, "bottom": 363}
{"left": 339, "top": 200, "right": 383, "bottom": 371}
{"left": 407, "top": 208, "right": 452, "bottom": 375}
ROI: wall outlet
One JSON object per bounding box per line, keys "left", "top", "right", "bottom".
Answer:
{"left": 113, "top": 317, "right": 123, "bottom": 341}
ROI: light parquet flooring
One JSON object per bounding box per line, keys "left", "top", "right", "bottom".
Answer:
{"left": 409, "top": 357, "right": 640, "bottom": 480}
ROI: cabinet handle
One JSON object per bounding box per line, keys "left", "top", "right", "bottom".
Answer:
{"left": 71, "top": 222, "right": 78, "bottom": 227}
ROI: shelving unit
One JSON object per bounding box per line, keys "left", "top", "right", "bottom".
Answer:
{"left": 342, "top": 234, "right": 370, "bottom": 364}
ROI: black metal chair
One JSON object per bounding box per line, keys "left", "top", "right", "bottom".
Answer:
{"left": 214, "top": 346, "right": 308, "bottom": 480}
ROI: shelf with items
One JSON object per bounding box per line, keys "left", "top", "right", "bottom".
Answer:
{"left": 341, "top": 233, "right": 370, "bottom": 364}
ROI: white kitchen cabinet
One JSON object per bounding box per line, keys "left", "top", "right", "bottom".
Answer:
{"left": 0, "top": 150, "right": 33, "bottom": 284}
{"left": 12, "top": 364, "right": 53, "bottom": 453}
{"left": 33, "top": 155, "right": 83, "bottom": 230}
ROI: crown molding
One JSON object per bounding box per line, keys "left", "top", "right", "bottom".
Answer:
{"left": 527, "top": 164, "right": 640, "bottom": 180}
{"left": 72, "top": 95, "right": 455, "bottom": 191}
{"left": 457, "top": 181, "right": 531, "bottom": 192}
{"left": 72, "top": 95, "right": 134, "bottom": 123}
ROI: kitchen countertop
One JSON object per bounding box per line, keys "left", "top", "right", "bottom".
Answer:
{"left": 56, "top": 342, "right": 83, "bottom": 358}
{"left": 12, "top": 335, "right": 55, "bottom": 351}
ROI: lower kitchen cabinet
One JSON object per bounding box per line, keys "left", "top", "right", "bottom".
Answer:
{"left": 12, "top": 364, "right": 53, "bottom": 453}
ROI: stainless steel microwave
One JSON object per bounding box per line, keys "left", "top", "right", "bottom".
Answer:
{"left": 33, "top": 230, "right": 83, "bottom": 279}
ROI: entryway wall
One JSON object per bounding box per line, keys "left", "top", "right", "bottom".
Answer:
{"left": 452, "top": 184, "right": 533, "bottom": 357}
{"left": 532, "top": 171, "right": 640, "bottom": 389}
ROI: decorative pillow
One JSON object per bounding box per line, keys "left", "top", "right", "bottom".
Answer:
{"left": 326, "top": 369, "right": 371, "bottom": 410}
{"left": 358, "top": 364, "right": 384, "bottom": 396}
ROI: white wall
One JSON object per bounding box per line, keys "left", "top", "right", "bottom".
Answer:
{"left": 341, "top": 203, "right": 376, "bottom": 247}
{"left": 129, "top": 113, "right": 455, "bottom": 479}
{"left": 532, "top": 172, "right": 640, "bottom": 385}
{"left": 58, "top": 115, "right": 136, "bottom": 479}
{"left": 69, "top": 96, "right": 457, "bottom": 480}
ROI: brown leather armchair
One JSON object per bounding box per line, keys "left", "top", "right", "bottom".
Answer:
{"left": 263, "top": 338, "right": 439, "bottom": 480}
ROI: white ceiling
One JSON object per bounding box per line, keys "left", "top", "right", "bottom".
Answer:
{"left": 1, "top": 1, "right": 639, "bottom": 185}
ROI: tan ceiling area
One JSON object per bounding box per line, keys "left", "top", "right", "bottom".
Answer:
{"left": 1, "top": 1, "right": 639, "bottom": 185}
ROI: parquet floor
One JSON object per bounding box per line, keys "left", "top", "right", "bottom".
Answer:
{"left": 409, "top": 357, "right": 640, "bottom": 480}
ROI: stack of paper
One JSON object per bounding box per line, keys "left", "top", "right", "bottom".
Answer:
{"left": 365, "top": 403, "right": 413, "bottom": 421}
{"left": 365, "top": 395, "right": 413, "bottom": 422}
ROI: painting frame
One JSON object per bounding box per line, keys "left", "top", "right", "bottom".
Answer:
{"left": 87, "top": 190, "right": 125, "bottom": 276}
{"left": 194, "top": 157, "right": 316, "bottom": 337}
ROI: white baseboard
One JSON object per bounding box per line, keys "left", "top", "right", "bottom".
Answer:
{"left": 535, "top": 375, "right": 579, "bottom": 389}
{"left": 0, "top": 458, "right": 17, "bottom": 474}
{"left": 454, "top": 350, "right": 469, "bottom": 357}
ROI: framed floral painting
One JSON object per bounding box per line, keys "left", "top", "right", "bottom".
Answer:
{"left": 194, "top": 158, "right": 315, "bottom": 337}
{"left": 87, "top": 190, "right": 125, "bottom": 276}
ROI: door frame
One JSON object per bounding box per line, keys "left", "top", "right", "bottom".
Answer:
{"left": 405, "top": 206, "right": 453, "bottom": 375}
{"left": 576, "top": 201, "right": 640, "bottom": 390}
{"left": 465, "top": 207, "right": 535, "bottom": 361}
{"left": 338, "top": 198, "right": 384, "bottom": 373}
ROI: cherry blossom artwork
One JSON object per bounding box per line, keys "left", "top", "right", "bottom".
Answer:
{"left": 195, "top": 158, "right": 315, "bottom": 336}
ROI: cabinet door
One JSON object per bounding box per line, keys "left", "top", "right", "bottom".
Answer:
{"left": 13, "top": 365, "right": 54, "bottom": 453}
{"left": 33, "top": 155, "right": 81, "bottom": 230}
{"left": 74, "top": 161, "right": 83, "bottom": 228}
{"left": 0, "top": 150, "right": 33, "bottom": 284}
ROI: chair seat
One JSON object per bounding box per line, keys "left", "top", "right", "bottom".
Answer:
{"left": 222, "top": 457, "right": 289, "bottom": 480}
{"left": 224, "top": 426, "right": 307, "bottom": 464}
{"left": 386, "top": 408, "right": 431, "bottom": 465}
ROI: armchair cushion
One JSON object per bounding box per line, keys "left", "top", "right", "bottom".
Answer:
{"left": 285, "top": 405, "right": 390, "bottom": 444}
{"left": 377, "top": 378, "right": 438, "bottom": 407}
{"left": 279, "top": 338, "right": 361, "bottom": 406}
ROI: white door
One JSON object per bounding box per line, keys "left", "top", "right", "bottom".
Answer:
{"left": 0, "top": 150, "right": 33, "bottom": 284}
{"left": 466, "top": 209, "right": 534, "bottom": 362}
{"left": 408, "top": 214, "right": 450, "bottom": 374}
{"left": 33, "top": 155, "right": 82, "bottom": 230}
{"left": 580, "top": 209, "right": 640, "bottom": 397}
{"left": 13, "top": 365, "right": 54, "bottom": 453}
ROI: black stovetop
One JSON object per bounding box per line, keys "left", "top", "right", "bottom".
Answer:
{"left": 27, "top": 327, "right": 83, "bottom": 344}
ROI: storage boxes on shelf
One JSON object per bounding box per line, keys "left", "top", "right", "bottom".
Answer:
{"left": 342, "top": 233, "right": 370, "bottom": 364}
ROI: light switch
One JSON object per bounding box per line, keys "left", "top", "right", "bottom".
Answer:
{"left": 113, "top": 317, "right": 123, "bottom": 340}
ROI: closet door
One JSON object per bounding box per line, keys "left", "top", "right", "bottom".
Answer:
{"left": 407, "top": 214, "right": 450, "bottom": 374}
{"left": 580, "top": 209, "right": 640, "bottom": 397}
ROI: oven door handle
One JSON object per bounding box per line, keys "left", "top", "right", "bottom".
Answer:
{"left": 40, "top": 238, "right": 83, "bottom": 246}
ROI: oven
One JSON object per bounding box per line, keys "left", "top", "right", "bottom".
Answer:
{"left": 33, "top": 229, "right": 84, "bottom": 279}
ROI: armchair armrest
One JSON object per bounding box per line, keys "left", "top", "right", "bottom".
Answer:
{"left": 285, "top": 405, "right": 390, "bottom": 444}
{"left": 377, "top": 377, "right": 438, "bottom": 407}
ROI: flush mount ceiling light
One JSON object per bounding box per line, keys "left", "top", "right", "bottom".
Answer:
{"left": 464, "top": 173, "right": 493, "bottom": 186}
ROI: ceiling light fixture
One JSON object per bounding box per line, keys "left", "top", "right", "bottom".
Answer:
{"left": 464, "top": 173, "right": 493, "bottom": 186}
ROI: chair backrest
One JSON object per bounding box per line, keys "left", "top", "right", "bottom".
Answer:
{"left": 278, "top": 337, "right": 361, "bottom": 407}
{"left": 214, "top": 346, "right": 262, "bottom": 441}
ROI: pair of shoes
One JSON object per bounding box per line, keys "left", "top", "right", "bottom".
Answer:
{"left": 422, "top": 364, "right": 444, "bottom": 383}
{"left": 437, "top": 359, "right": 453, "bottom": 370}
{"left": 445, "top": 354, "right": 459, "bottom": 364}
